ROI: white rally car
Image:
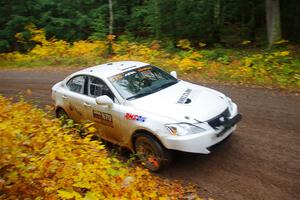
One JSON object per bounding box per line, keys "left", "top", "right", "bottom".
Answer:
{"left": 52, "top": 61, "right": 242, "bottom": 171}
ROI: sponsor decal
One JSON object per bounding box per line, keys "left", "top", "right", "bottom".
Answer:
{"left": 109, "top": 66, "right": 153, "bottom": 82}
{"left": 219, "top": 116, "right": 225, "bottom": 122}
{"left": 137, "top": 66, "right": 152, "bottom": 72}
{"left": 93, "top": 110, "right": 113, "bottom": 127}
{"left": 177, "top": 88, "right": 192, "bottom": 104}
{"left": 124, "top": 113, "right": 146, "bottom": 122}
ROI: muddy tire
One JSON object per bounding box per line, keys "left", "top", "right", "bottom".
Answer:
{"left": 56, "top": 108, "right": 69, "bottom": 119}
{"left": 134, "top": 133, "right": 172, "bottom": 172}
{"left": 56, "top": 108, "right": 70, "bottom": 125}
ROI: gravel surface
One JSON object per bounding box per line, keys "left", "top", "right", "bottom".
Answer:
{"left": 0, "top": 69, "right": 299, "bottom": 200}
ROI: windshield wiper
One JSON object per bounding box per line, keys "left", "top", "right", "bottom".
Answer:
{"left": 154, "top": 80, "right": 178, "bottom": 92}
{"left": 126, "top": 90, "right": 154, "bottom": 100}
{"left": 126, "top": 80, "right": 178, "bottom": 100}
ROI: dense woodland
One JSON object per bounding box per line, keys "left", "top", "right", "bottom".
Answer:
{"left": 0, "top": 0, "right": 299, "bottom": 52}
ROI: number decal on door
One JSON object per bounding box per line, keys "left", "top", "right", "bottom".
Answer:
{"left": 93, "top": 110, "right": 113, "bottom": 127}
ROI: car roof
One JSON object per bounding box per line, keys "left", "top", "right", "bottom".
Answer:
{"left": 73, "top": 61, "right": 149, "bottom": 79}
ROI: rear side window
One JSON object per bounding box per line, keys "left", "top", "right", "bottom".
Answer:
{"left": 67, "top": 75, "right": 86, "bottom": 94}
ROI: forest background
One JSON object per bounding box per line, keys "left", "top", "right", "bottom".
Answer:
{"left": 0, "top": 0, "right": 299, "bottom": 90}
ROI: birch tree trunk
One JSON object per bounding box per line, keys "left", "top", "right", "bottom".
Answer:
{"left": 266, "top": 0, "right": 281, "bottom": 48}
{"left": 108, "top": 0, "right": 113, "bottom": 54}
{"left": 108, "top": 0, "right": 113, "bottom": 35}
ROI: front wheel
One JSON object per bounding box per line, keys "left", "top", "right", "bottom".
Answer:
{"left": 134, "top": 133, "right": 172, "bottom": 172}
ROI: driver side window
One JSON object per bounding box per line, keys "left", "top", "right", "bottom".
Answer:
{"left": 88, "top": 76, "right": 114, "bottom": 101}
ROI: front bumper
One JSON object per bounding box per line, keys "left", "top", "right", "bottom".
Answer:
{"left": 160, "top": 114, "right": 242, "bottom": 154}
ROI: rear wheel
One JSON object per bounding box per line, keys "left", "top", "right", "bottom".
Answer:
{"left": 134, "top": 133, "right": 172, "bottom": 172}
{"left": 56, "top": 108, "right": 68, "bottom": 119}
{"left": 56, "top": 108, "right": 70, "bottom": 125}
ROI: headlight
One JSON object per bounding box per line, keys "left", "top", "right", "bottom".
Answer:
{"left": 225, "top": 96, "right": 233, "bottom": 111}
{"left": 165, "top": 123, "right": 206, "bottom": 136}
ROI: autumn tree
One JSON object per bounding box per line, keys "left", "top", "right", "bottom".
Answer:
{"left": 1, "top": 0, "right": 299, "bottom": 52}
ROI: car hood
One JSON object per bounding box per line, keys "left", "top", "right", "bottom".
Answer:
{"left": 129, "top": 80, "right": 228, "bottom": 123}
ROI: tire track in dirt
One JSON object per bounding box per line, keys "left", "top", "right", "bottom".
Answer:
{"left": 0, "top": 69, "right": 299, "bottom": 200}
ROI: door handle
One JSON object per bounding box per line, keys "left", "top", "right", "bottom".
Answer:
{"left": 62, "top": 95, "right": 68, "bottom": 99}
{"left": 83, "top": 102, "right": 91, "bottom": 107}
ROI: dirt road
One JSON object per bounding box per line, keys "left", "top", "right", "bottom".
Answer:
{"left": 0, "top": 69, "right": 299, "bottom": 200}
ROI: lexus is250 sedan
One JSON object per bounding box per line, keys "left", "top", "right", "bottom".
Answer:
{"left": 52, "top": 61, "right": 242, "bottom": 171}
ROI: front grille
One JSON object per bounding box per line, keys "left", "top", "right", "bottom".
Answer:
{"left": 207, "top": 108, "right": 230, "bottom": 128}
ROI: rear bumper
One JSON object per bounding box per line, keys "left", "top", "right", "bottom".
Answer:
{"left": 160, "top": 114, "right": 242, "bottom": 154}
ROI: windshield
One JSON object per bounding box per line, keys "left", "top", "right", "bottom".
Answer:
{"left": 109, "top": 65, "right": 178, "bottom": 100}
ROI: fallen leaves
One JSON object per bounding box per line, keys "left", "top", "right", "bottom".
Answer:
{"left": 0, "top": 96, "right": 201, "bottom": 199}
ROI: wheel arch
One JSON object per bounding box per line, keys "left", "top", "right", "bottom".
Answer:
{"left": 131, "top": 129, "right": 165, "bottom": 151}
{"left": 55, "top": 106, "right": 66, "bottom": 118}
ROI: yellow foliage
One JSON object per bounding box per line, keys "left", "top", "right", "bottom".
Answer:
{"left": 177, "top": 39, "right": 192, "bottom": 50}
{"left": 107, "top": 34, "right": 116, "bottom": 42}
{"left": 241, "top": 40, "right": 251, "bottom": 45}
{"left": 68, "top": 40, "right": 106, "bottom": 59}
{"left": 0, "top": 96, "right": 199, "bottom": 199}
{"left": 1, "top": 26, "right": 107, "bottom": 64}
{"left": 190, "top": 51, "right": 203, "bottom": 59}
{"left": 198, "top": 42, "right": 206, "bottom": 48}
{"left": 178, "top": 58, "right": 202, "bottom": 71}
{"left": 150, "top": 40, "right": 161, "bottom": 50}
{"left": 273, "top": 51, "right": 290, "bottom": 57}
{"left": 0, "top": 26, "right": 298, "bottom": 90}
{"left": 274, "top": 39, "right": 289, "bottom": 44}
{"left": 27, "top": 24, "right": 48, "bottom": 44}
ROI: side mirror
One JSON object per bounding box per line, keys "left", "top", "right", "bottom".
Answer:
{"left": 170, "top": 71, "right": 177, "bottom": 79}
{"left": 95, "top": 95, "right": 113, "bottom": 106}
